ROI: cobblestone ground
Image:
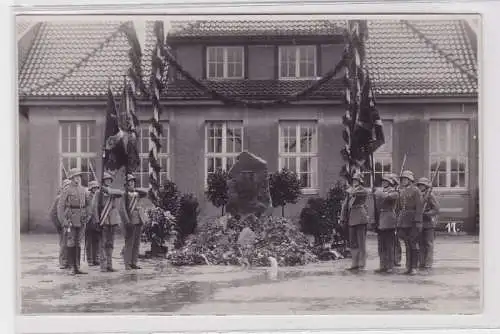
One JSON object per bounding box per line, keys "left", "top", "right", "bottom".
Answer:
{"left": 19, "top": 233, "right": 480, "bottom": 315}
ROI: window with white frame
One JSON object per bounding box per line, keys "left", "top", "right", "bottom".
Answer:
{"left": 362, "top": 121, "right": 393, "bottom": 187}
{"left": 279, "top": 45, "right": 317, "bottom": 79}
{"left": 206, "top": 46, "right": 244, "bottom": 79}
{"left": 205, "top": 121, "right": 243, "bottom": 182}
{"left": 279, "top": 121, "right": 318, "bottom": 190}
{"left": 429, "top": 120, "right": 469, "bottom": 189}
{"left": 134, "top": 122, "right": 170, "bottom": 188}
{"left": 60, "top": 122, "right": 97, "bottom": 187}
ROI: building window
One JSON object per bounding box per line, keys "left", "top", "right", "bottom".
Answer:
{"left": 206, "top": 46, "right": 244, "bottom": 79}
{"left": 279, "top": 46, "right": 317, "bottom": 79}
{"left": 205, "top": 121, "right": 243, "bottom": 183}
{"left": 362, "top": 121, "right": 393, "bottom": 187}
{"left": 279, "top": 121, "right": 318, "bottom": 191}
{"left": 134, "top": 122, "right": 170, "bottom": 188}
{"left": 59, "top": 122, "right": 97, "bottom": 187}
{"left": 430, "top": 120, "right": 469, "bottom": 189}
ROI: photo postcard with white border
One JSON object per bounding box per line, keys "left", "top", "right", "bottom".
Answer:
{"left": 8, "top": 0, "right": 500, "bottom": 333}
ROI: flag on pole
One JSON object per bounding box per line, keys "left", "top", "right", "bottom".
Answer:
{"left": 103, "top": 85, "right": 127, "bottom": 172}
{"left": 341, "top": 20, "right": 385, "bottom": 180}
{"left": 351, "top": 73, "right": 385, "bottom": 167}
{"left": 118, "top": 78, "right": 140, "bottom": 173}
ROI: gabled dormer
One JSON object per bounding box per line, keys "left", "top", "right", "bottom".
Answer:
{"left": 166, "top": 20, "right": 346, "bottom": 82}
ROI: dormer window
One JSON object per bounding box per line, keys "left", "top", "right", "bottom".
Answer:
{"left": 279, "top": 45, "right": 317, "bottom": 79}
{"left": 206, "top": 46, "right": 244, "bottom": 79}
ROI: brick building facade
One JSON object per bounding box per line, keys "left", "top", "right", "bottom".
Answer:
{"left": 17, "top": 19, "right": 478, "bottom": 232}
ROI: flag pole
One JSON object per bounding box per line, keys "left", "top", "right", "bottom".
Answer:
{"left": 370, "top": 152, "right": 380, "bottom": 230}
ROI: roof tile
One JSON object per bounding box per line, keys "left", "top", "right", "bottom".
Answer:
{"left": 168, "top": 20, "right": 347, "bottom": 38}
{"left": 19, "top": 21, "right": 131, "bottom": 96}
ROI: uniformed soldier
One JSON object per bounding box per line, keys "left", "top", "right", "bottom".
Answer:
{"left": 57, "top": 168, "right": 92, "bottom": 275}
{"left": 391, "top": 174, "right": 403, "bottom": 267}
{"left": 374, "top": 174, "right": 399, "bottom": 274}
{"left": 85, "top": 180, "right": 101, "bottom": 266}
{"left": 49, "top": 179, "right": 72, "bottom": 269}
{"left": 91, "top": 172, "right": 124, "bottom": 272}
{"left": 118, "top": 174, "right": 147, "bottom": 270}
{"left": 397, "top": 170, "right": 424, "bottom": 275}
{"left": 416, "top": 177, "right": 440, "bottom": 271}
{"left": 340, "top": 173, "right": 369, "bottom": 271}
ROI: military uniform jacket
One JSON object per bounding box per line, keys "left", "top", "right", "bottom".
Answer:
{"left": 92, "top": 187, "right": 123, "bottom": 226}
{"left": 422, "top": 191, "right": 440, "bottom": 229}
{"left": 374, "top": 186, "right": 399, "bottom": 230}
{"left": 57, "top": 184, "right": 91, "bottom": 228}
{"left": 397, "top": 184, "right": 424, "bottom": 228}
{"left": 118, "top": 190, "right": 147, "bottom": 226}
{"left": 341, "top": 185, "right": 369, "bottom": 226}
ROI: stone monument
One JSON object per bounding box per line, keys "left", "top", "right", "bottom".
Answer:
{"left": 226, "top": 151, "right": 272, "bottom": 218}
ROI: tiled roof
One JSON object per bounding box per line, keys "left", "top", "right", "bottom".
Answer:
{"left": 18, "top": 19, "right": 478, "bottom": 99}
{"left": 18, "top": 21, "right": 131, "bottom": 96}
{"left": 168, "top": 20, "right": 346, "bottom": 38}
{"left": 163, "top": 79, "right": 344, "bottom": 100}
{"left": 365, "top": 20, "right": 477, "bottom": 96}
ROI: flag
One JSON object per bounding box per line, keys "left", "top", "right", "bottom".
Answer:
{"left": 350, "top": 73, "right": 385, "bottom": 167}
{"left": 119, "top": 78, "right": 140, "bottom": 173}
{"left": 102, "top": 86, "right": 127, "bottom": 172}
{"left": 340, "top": 20, "right": 385, "bottom": 179}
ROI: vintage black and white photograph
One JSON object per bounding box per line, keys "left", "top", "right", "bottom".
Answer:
{"left": 16, "top": 14, "right": 480, "bottom": 315}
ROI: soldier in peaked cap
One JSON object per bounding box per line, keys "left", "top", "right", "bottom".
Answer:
{"left": 397, "top": 170, "right": 424, "bottom": 275}
{"left": 91, "top": 171, "right": 124, "bottom": 272}
{"left": 49, "top": 179, "right": 72, "bottom": 269}
{"left": 85, "top": 180, "right": 101, "bottom": 267}
{"left": 390, "top": 173, "right": 403, "bottom": 267}
{"left": 373, "top": 174, "right": 399, "bottom": 274}
{"left": 118, "top": 174, "right": 148, "bottom": 270}
{"left": 340, "top": 173, "right": 370, "bottom": 272}
{"left": 57, "top": 168, "right": 92, "bottom": 275}
{"left": 416, "top": 177, "right": 440, "bottom": 271}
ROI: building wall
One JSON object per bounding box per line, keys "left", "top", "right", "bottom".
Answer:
{"left": 19, "top": 110, "right": 30, "bottom": 232}
{"left": 23, "top": 101, "right": 479, "bottom": 232}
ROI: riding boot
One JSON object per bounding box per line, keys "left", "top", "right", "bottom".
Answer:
{"left": 407, "top": 249, "right": 419, "bottom": 276}
{"left": 73, "top": 247, "right": 87, "bottom": 275}
{"left": 67, "top": 246, "right": 75, "bottom": 271}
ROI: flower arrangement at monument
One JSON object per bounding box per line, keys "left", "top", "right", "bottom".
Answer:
{"left": 167, "top": 214, "right": 318, "bottom": 267}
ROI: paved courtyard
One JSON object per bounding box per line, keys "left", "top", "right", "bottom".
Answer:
{"left": 19, "top": 233, "right": 480, "bottom": 315}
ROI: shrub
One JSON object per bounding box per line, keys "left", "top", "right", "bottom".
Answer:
{"left": 269, "top": 168, "right": 302, "bottom": 217}
{"left": 141, "top": 208, "right": 177, "bottom": 257}
{"left": 158, "top": 179, "right": 180, "bottom": 216}
{"left": 205, "top": 169, "right": 229, "bottom": 216}
{"left": 299, "top": 197, "right": 333, "bottom": 245}
{"left": 298, "top": 182, "right": 347, "bottom": 247}
{"left": 325, "top": 181, "right": 347, "bottom": 229}
{"left": 176, "top": 193, "right": 200, "bottom": 248}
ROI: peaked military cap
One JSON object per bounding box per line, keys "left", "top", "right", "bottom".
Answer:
{"left": 67, "top": 168, "right": 83, "bottom": 179}
{"left": 103, "top": 172, "right": 114, "bottom": 181}
{"left": 126, "top": 174, "right": 137, "bottom": 182}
